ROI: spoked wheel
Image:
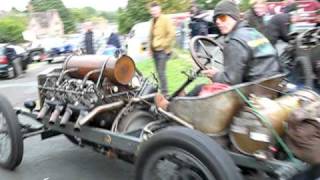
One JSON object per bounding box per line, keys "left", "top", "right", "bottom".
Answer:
{"left": 189, "top": 36, "right": 224, "bottom": 70}
{"left": 135, "top": 127, "right": 242, "bottom": 180}
{"left": 0, "top": 94, "right": 23, "bottom": 170}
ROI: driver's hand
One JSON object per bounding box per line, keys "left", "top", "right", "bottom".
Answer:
{"left": 201, "top": 68, "right": 219, "bottom": 78}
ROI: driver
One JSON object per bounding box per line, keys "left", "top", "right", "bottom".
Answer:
{"left": 155, "top": 0, "right": 281, "bottom": 109}
{"left": 201, "top": 0, "right": 280, "bottom": 85}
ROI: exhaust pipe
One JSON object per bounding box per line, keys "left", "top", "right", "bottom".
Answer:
{"left": 60, "top": 107, "right": 73, "bottom": 127}
{"left": 37, "top": 103, "right": 50, "bottom": 121}
{"left": 74, "top": 110, "right": 89, "bottom": 131}
{"left": 49, "top": 105, "right": 64, "bottom": 125}
{"left": 74, "top": 101, "right": 125, "bottom": 131}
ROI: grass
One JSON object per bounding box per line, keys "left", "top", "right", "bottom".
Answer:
{"left": 135, "top": 49, "right": 209, "bottom": 94}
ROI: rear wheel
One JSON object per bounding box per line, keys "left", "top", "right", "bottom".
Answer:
{"left": 0, "top": 94, "right": 23, "bottom": 170}
{"left": 135, "top": 127, "right": 242, "bottom": 180}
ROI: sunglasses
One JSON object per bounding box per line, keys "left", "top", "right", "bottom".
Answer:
{"left": 215, "top": 15, "right": 229, "bottom": 22}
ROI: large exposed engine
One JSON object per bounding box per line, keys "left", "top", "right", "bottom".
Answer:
{"left": 36, "top": 55, "right": 152, "bottom": 130}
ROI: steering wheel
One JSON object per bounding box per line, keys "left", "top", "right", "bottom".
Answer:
{"left": 189, "top": 36, "right": 224, "bottom": 70}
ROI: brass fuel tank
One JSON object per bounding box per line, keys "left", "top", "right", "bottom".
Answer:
{"left": 230, "top": 90, "right": 319, "bottom": 155}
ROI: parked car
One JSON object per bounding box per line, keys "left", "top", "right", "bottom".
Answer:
{"left": 0, "top": 44, "right": 30, "bottom": 79}
{"left": 26, "top": 46, "right": 47, "bottom": 63}
{"left": 125, "top": 21, "right": 151, "bottom": 61}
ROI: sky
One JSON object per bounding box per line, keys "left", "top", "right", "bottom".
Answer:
{"left": 0, "top": 0, "right": 128, "bottom": 12}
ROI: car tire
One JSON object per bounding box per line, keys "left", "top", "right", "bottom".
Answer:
{"left": 12, "top": 59, "right": 23, "bottom": 78}
{"left": 0, "top": 94, "right": 24, "bottom": 170}
{"left": 135, "top": 127, "right": 242, "bottom": 180}
{"left": 7, "top": 67, "right": 16, "bottom": 79}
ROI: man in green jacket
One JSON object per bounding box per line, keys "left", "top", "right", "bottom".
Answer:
{"left": 149, "top": 2, "right": 175, "bottom": 96}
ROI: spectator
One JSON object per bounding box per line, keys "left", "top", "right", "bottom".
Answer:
{"left": 189, "top": 4, "right": 209, "bottom": 37}
{"left": 149, "top": 2, "right": 175, "bottom": 96}
{"left": 244, "top": 0, "right": 269, "bottom": 36}
{"left": 265, "top": 13, "right": 298, "bottom": 45}
{"left": 107, "top": 28, "right": 121, "bottom": 49}
{"left": 82, "top": 22, "right": 96, "bottom": 54}
{"left": 282, "top": 0, "right": 298, "bottom": 13}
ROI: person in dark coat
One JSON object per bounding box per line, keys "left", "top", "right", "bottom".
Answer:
{"left": 282, "top": 0, "right": 298, "bottom": 13}
{"left": 265, "top": 13, "right": 296, "bottom": 45}
{"left": 189, "top": 4, "right": 209, "bottom": 37}
{"left": 154, "top": 0, "right": 281, "bottom": 110}
{"left": 83, "top": 22, "right": 95, "bottom": 54}
{"left": 202, "top": 0, "right": 280, "bottom": 85}
{"left": 107, "top": 32, "right": 121, "bottom": 49}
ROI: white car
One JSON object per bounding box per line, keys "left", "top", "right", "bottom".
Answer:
{"left": 125, "top": 21, "right": 151, "bottom": 61}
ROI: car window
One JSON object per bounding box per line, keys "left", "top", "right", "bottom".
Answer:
{"left": 0, "top": 47, "right": 4, "bottom": 55}
{"left": 8, "top": 45, "right": 26, "bottom": 54}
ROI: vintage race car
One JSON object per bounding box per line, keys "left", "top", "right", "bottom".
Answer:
{"left": 0, "top": 37, "right": 319, "bottom": 180}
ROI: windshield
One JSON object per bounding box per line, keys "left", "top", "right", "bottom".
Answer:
{"left": 0, "top": 47, "right": 4, "bottom": 55}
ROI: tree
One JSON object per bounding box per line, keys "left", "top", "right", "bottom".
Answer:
{"left": 70, "top": 7, "right": 116, "bottom": 23}
{"left": 0, "top": 15, "right": 27, "bottom": 43}
{"left": 30, "top": 0, "right": 75, "bottom": 33}
{"left": 193, "top": 0, "right": 217, "bottom": 10}
{"left": 195, "top": 0, "right": 251, "bottom": 11}
{"left": 118, "top": 0, "right": 191, "bottom": 34}
{"left": 99, "top": 11, "right": 118, "bottom": 23}
{"left": 239, "top": 0, "right": 251, "bottom": 11}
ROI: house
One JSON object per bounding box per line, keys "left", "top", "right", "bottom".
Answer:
{"left": 27, "top": 9, "right": 64, "bottom": 38}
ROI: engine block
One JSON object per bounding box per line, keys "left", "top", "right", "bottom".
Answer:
{"left": 36, "top": 55, "right": 141, "bottom": 127}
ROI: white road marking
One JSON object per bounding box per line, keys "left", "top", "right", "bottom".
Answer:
{"left": 0, "top": 82, "right": 37, "bottom": 88}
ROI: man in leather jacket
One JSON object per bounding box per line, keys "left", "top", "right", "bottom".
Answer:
{"left": 202, "top": 0, "right": 280, "bottom": 85}
{"left": 155, "top": 0, "right": 281, "bottom": 109}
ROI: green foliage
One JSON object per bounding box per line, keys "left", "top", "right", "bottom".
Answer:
{"left": 99, "top": 11, "right": 118, "bottom": 23}
{"left": 118, "top": 0, "right": 191, "bottom": 34}
{"left": 239, "top": 0, "right": 251, "bottom": 11}
{"left": 30, "top": 0, "right": 75, "bottom": 33}
{"left": 195, "top": 0, "right": 251, "bottom": 11}
{"left": 0, "top": 15, "right": 27, "bottom": 43}
{"left": 70, "top": 7, "right": 117, "bottom": 23}
{"left": 194, "top": 0, "right": 220, "bottom": 10}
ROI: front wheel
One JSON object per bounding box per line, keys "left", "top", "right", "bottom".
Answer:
{"left": 135, "top": 127, "right": 242, "bottom": 180}
{"left": 0, "top": 94, "right": 23, "bottom": 170}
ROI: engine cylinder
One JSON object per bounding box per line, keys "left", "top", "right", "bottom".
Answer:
{"left": 64, "top": 55, "right": 136, "bottom": 85}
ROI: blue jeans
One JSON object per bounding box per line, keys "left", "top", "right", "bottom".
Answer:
{"left": 153, "top": 50, "right": 170, "bottom": 95}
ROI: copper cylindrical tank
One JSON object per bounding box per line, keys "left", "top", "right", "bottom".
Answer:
{"left": 63, "top": 55, "right": 136, "bottom": 85}
{"left": 230, "top": 95, "right": 301, "bottom": 155}
{"left": 230, "top": 89, "right": 320, "bottom": 155}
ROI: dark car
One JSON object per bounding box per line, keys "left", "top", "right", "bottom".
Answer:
{"left": 0, "top": 44, "right": 29, "bottom": 79}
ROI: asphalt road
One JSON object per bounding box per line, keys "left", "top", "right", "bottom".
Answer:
{"left": 0, "top": 61, "right": 134, "bottom": 180}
